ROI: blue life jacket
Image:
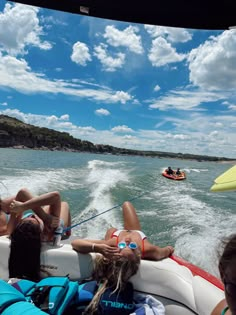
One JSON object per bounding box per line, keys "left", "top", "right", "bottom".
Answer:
{"left": 98, "top": 282, "right": 135, "bottom": 315}
{"left": 0, "top": 277, "right": 134, "bottom": 315}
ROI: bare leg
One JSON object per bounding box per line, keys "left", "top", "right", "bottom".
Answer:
{"left": 122, "top": 201, "right": 141, "bottom": 230}
{"left": 59, "top": 201, "right": 71, "bottom": 228}
{"left": 59, "top": 201, "right": 71, "bottom": 238}
{"left": 15, "top": 188, "right": 34, "bottom": 202}
{"left": 42, "top": 191, "right": 61, "bottom": 218}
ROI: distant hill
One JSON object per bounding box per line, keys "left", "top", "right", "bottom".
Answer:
{"left": 0, "top": 114, "right": 234, "bottom": 162}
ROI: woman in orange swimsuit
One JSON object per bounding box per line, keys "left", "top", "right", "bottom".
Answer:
{"left": 71, "top": 201, "right": 174, "bottom": 261}
{"left": 72, "top": 201, "right": 174, "bottom": 315}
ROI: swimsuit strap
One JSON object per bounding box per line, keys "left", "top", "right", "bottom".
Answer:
{"left": 5, "top": 213, "right": 10, "bottom": 224}
{"left": 221, "top": 306, "right": 229, "bottom": 315}
{"left": 111, "top": 230, "right": 122, "bottom": 245}
{"left": 111, "top": 229, "right": 146, "bottom": 257}
{"left": 22, "top": 212, "right": 34, "bottom": 219}
{"left": 133, "top": 230, "right": 147, "bottom": 258}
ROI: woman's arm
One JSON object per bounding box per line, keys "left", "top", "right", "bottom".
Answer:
{"left": 144, "top": 243, "right": 174, "bottom": 260}
{"left": 9, "top": 191, "right": 61, "bottom": 228}
{"left": 71, "top": 238, "right": 120, "bottom": 258}
{"left": 10, "top": 192, "right": 60, "bottom": 214}
{"left": 6, "top": 213, "right": 22, "bottom": 235}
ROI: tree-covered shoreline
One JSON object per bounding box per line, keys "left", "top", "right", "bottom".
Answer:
{"left": 0, "top": 115, "right": 235, "bottom": 163}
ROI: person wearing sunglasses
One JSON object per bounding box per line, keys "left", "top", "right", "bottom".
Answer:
{"left": 211, "top": 234, "right": 236, "bottom": 315}
{"left": 71, "top": 200, "right": 174, "bottom": 261}
{"left": 71, "top": 201, "right": 173, "bottom": 314}
{"left": 6, "top": 188, "right": 71, "bottom": 281}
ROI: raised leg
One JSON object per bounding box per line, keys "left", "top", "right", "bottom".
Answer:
{"left": 15, "top": 188, "right": 34, "bottom": 202}
{"left": 59, "top": 201, "right": 71, "bottom": 228}
{"left": 122, "top": 201, "right": 141, "bottom": 230}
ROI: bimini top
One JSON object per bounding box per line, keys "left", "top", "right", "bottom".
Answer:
{"left": 7, "top": 0, "right": 236, "bottom": 30}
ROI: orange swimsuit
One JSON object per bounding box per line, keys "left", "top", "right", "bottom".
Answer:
{"left": 111, "top": 229, "right": 147, "bottom": 257}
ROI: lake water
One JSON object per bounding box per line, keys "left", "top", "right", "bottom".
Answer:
{"left": 0, "top": 148, "right": 235, "bottom": 276}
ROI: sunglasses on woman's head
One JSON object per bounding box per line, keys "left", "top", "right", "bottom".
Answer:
{"left": 118, "top": 241, "right": 138, "bottom": 250}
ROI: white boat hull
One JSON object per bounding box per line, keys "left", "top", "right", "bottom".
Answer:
{"left": 0, "top": 236, "right": 224, "bottom": 315}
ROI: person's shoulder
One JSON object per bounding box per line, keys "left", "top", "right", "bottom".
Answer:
{"left": 211, "top": 299, "right": 228, "bottom": 315}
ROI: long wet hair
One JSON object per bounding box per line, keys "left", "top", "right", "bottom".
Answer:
{"left": 218, "top": 233, "right": 236, "bottom": 278}
{"left": 9, "top": 220, "right": 41, "bottom": 282}
{"left": 84, "top": 253, "right": 140, "bottom": 315}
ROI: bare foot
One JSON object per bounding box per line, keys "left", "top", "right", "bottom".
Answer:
{"left": 9, "top": 200, "right": 25, "bottom": 214}
{"left": 166, "top": 245, "right": 174, "bottom": 256}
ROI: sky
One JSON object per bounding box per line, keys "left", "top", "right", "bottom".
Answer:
{"left": 0, "top": 2, "right": 236, "bottom": 158}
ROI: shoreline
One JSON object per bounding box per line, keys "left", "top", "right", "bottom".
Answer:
{"left": 1, "top": 145, "right": 236, "bottom": 164}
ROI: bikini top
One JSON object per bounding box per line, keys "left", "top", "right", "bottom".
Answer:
{"left": 4, "top": 212, "right": 10, "bottom": 224}
{"left": 221, "top": 306, "right": 229, "bottom": 315}
{"left": 111, "top": 229, "right": 147, "bottom": 257}
{"left": 22, "top": 212, "right": 44, "bottom": 232}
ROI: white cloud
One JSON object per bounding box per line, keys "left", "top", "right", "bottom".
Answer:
{"left": 95, "top": 108, "right": 110, "bottom": 116}
{"left": 228, "top": 104, "right": 236, "bottom": 110}
{"left": 0, "top": 102, "right": 7, "bottom": 106}
{"left": 145, "top": 25, "right": 192, "bottom": 43}
{"left": 148, "top": 88, "right": 226, "bottom": 111}
{"left": 173, "top": 134, "right": 191, "bottom": 140}
{"left": 188, "top": 30, "right": 236, "bottom": 90}
{"left": 111, "top": 125, "right": 134, "bottom": 133}
{"left": 93, "top": 43, "right": 125, "bottom": 72}
{"left": 0, "top": 53, "right": 132, "bottom": 104}
{"left": 154, "top": 85, "right": 160, "bottom": 92}
{"left": 111, "top": 91, "right": 132, "bottom": 104}
{"left": 71, "top": 41, "right": 91, "bottom": 66}
{"left": 59, "top": 114, "right": 69, "bottom": 120}
{"left": 0, "top": 3, "right": 52, "bottom": 56}
{"left": 148, "top": 37, "right": 186, "bottom": 67}
{"left": 123, "top": 135, "right": 136, "bottom": 140}
{"left": 222, "top": 101, "right": 236, "bottom": 111}
{"left": 104, "top": 25, "right": 144, "bottom": 54}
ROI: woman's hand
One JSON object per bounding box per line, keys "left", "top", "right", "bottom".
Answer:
{"left": 95, "top": 244, "right": 121, "bottom": 259}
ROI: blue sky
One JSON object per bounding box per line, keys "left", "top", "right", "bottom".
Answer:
{"left": 0, "top": 2, "right": 236, "bottom": 158}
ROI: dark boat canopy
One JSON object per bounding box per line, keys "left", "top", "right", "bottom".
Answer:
{"left": 8, "top": 0, "right": 236, "bottom": 30}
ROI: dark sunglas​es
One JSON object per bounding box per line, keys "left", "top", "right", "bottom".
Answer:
{"left": 118, "top": 241, "right": 138, "bottom": 250}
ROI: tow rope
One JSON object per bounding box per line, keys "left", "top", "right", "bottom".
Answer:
{"left": 63, "top": 186, "right": 158, "bottom": 233}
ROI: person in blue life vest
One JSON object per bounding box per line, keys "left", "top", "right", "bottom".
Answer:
{"left": 71, "top": 201, "right": 174, "bottom": 314}
{"left": 211, "top": 234, "right": 236, "bottom": 315}
{"left": 7, "top": 188, "right": 71, "bottom": 281}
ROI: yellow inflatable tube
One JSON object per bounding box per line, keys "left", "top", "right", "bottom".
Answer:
{"left": 210, "top": 165, "right": 236, "bottom": 192}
